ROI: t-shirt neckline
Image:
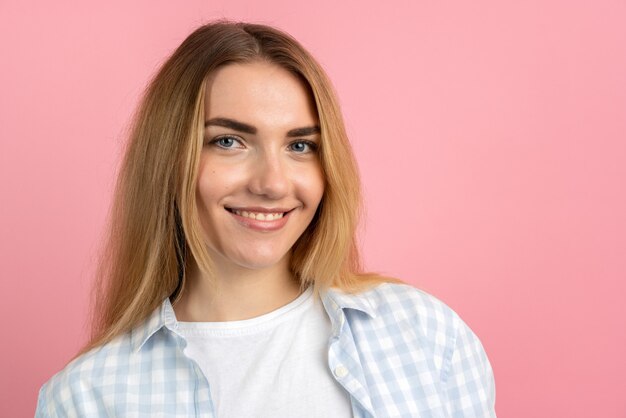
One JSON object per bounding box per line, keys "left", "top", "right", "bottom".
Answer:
{"left": 177, "top": 286, "right": 314, "bottom": 335}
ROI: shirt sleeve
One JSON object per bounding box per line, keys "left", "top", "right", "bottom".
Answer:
{"left": 34, "top": 385, "right": 51, "bottom": 418}
{"left": 34, "top": 382, "right": 74, "bottom": 418}
{"left": 444, "top": 316, "right": 497, "bottom": 417}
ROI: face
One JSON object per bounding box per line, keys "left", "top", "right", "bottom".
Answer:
{"left": 196, "top": 61, "right": 324, "bottom": 273}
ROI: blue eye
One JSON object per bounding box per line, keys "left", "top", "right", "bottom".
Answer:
{"left": 218, "top": 137, "right": 235, "bottom": 147}
{"left": 210, "top": 136, "right": 241, "bottom": 149}
{"left": 290, "top": 141, "right": 318, "bottom": 153}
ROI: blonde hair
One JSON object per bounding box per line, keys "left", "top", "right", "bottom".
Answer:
{"left": 81, "top": 20, "right": 402, "bottom": 356}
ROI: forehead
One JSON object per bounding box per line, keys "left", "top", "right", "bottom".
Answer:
{"left": 203, "top": 61, "right": 318, "bottom": 128}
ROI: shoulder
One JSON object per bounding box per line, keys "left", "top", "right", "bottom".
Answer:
{"left": 337, "top": 281, "right": 496, "bottom": 414}
{"left": 343, "top": 281, "right": 491, "bottom": 376}
{"left": 367, "top": 281, "right": 455, "bottom": 313}
{"left": 35, "top": 301, "right": 174, "bottom": 416}
{"left": 35, "top": 332, "right": 133, "bottom": 417}
{"left": 362, "top": 282, "right": 496, "bottom": 413}
{"left": 359, "top": 281, "right": 465, "bottom": 335}
{"left": 332, "top": 281, "right": 466, "bottom": 351}
{"left": 370, "top": 282, "right": 487, "bottom": 352}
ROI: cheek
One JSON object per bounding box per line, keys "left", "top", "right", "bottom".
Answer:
{"left": 196, "top": 158, "right": 237, "bottom": 210}
{"left": 196, "top": 169, "right": 216, "bottom": 208}
{"left": 297, "top": 164, "right": 325, "bottom": 206}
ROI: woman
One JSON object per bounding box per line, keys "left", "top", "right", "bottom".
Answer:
{"left": 36, "top": 21, "right": 496, "bottom": 417}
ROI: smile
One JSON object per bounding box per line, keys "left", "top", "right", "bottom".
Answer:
{"left": 231, "top": 210, "right": 284, "bottom": 221}
{"left": 225, "top": 207, "right": 295, "bottom": 231}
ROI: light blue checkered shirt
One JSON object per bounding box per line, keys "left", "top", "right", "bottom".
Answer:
{"left": 36, "top": 283, "right": 496, "bottom": 417}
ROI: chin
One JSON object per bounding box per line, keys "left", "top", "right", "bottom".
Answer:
{"left": 226, "top": 247, "right": 292, "bottom": 271}
{"left": 231, "top": 258, "right": 286, "bottom": 271}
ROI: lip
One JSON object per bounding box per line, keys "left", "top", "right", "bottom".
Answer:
{"left": 225, "top": 206, "right": 294, "bottom": 214}
{"left": 226, "top": 207, "right": 294, "bottom": 231}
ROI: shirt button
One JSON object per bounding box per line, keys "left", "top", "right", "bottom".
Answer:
{"left": 334, "top": 365, "right": 348, "bottom": 378}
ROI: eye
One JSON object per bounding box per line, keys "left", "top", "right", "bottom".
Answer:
{"left": 209, "top": 135, "right": 243, "bottom": 149}
{"left": 289, "top": 140, "right": 318, "bottom": 153}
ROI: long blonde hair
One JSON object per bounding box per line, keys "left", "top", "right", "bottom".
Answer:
{"left": 82, "top": 20, "right": 402, "bottom": 356}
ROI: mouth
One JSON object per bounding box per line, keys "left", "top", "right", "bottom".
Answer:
{"left": 224, "top": 207, "right": 294, "bottom": 221}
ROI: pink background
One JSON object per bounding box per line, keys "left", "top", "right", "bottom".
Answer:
{"left": 1, "top": 1, "right": 625, "bottom": 417}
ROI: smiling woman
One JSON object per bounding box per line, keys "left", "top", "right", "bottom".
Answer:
{"left": 35, "top": 20, "right": 496, "bottom": 417}
{"left": 178, "top": 62, "right": 326, "bottom": 322}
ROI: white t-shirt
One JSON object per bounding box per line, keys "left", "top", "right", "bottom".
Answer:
{"left": 177, "top": 286, "right": 353, "bottom": 418}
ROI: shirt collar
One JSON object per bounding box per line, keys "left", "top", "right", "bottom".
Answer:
{"left": 130, "top": 285, "right": 379, "bottom": 352}
{"left": 130, "top": 298, "right": 179, "bottom": 353}
{"left": 320, "top": 286, "right": 379, "bottom": 319}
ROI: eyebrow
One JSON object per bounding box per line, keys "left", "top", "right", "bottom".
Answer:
{"left": 204, "top": 117, "right": 320, "bottom": 137}
{"left": 286, "top": 126, "right": 321, "bottom": 137}
{"left": 205, "top": 118, "right": 256, "bottom": 134}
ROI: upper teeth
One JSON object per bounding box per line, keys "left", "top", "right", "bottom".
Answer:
{"left": 233, "top": 210, "right": 284, "bottom": 221}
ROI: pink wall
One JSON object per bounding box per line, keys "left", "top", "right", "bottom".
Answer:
{"left": 2, "top": 1, "right": 625, "bottom": 416}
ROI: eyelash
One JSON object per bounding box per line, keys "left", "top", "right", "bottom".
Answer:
{"left": 208, "top": 135, "right": 243, "bottom": 149}
{"left": 289, "top": 140, "right": 318, "bottom": 153}
{"left": 207, "top": 135, "right": 319, "bottom": 153}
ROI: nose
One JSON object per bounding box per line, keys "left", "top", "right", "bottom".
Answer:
{"left": 247, "top": 151, "right": 289, "bottom": 199}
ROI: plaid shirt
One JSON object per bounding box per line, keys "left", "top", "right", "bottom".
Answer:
{"left": 36, "top": 283, "right": 496, "bottom": 417}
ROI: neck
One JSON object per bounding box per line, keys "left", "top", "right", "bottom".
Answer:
{"left": 172, "top": 255, "right": 303, "bottom": 322}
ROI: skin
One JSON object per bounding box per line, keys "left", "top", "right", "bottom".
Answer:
{"left": 174, "top": 61, "right": 325, "bottom": 322}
